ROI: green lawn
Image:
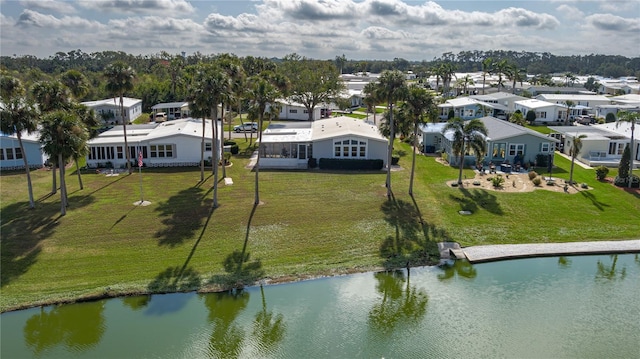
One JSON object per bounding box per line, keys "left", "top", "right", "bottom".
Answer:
{"left": 2, "top": 140, "right": 639, "bottom": 312}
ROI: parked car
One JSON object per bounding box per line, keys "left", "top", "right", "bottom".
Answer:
{"left": 233, "top": 122, "right": 258, "bottom": 132}
{"left": 575, "top": 115, "right": 593, "bottom": 125}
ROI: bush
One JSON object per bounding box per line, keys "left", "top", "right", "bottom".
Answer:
{"left": 595, "top": 165, "right": 609, "bottom": 180}
{"left": 605, "top": 112, "right": 616, "bottom": 123}
{"left": 528, "top": 171, "right": 538, "bottom": 180}
{"left": 535, "top": 154, "right": 548, "bottom": 168}
{"left": 491, "top": 175, "right": 505, "bottom": 188}
{"left": 391, "top": 156, "right": 400, "bottom": 165}
{"left": 318, "top": 158, "right": 384, "bottom": 170}
{"left": 614, "top": 174, "right": 640, "bottom": 188}
{"left": 308, "top": 157, "right": 317, "bottom": 168}
{"left": 581, "top": 183, "right": 589, "bottom": 189}
{"left": 532, "top": 177, "right": 542, "bottom": 186}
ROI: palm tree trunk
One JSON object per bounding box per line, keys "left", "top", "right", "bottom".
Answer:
{"left": 255, "top": 113, "right": 264, "bottom": 205}
{"left": 75, "top": 157, "right": 84, "bottom": 190}
{"left": 200, "top": 117, "right": 205, "bottom": 181}
{"left": 121, "top": 95, "right": 132, "bottom": 174}
{"left": 569, "top": 155, "right": 576, "bottom": 185}
{"left": 51, "top": 164, "right": 57, "bottom": 194}
{"left": 59, "top": 153, "right": 67, "bottom": 216}
{"left": 386, "top": 102, "right": 394, "bottom": 200}
{"left": 17, "top": 134, "right": 36, "bottom": 209}
{"left": 458, "top": 140, "right": 465, "bottom": 185}
{"left": 221, "top": 104, "right": 227, "bottom": 179}
{"left": 409, "top": 122, "right": 418, "bottom": 195}
{"left": 629, "top": 122, "right": 635, "bottom": 189}
{"left": 212, "top": 108, "right": 219, "bottom": 208}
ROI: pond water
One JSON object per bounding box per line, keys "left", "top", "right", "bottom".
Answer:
{"left": 2, "top": 254, "right": 639, "bottom": 358}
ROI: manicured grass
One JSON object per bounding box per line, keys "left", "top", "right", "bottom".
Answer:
{"left": 2, "top": 140, "right": 639, "bottom": 312}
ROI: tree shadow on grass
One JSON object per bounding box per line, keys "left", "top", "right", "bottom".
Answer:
{"left": 579, "top": 190, "right": 611, "bottom": 211}
{"left": 208, "top": 203, "right": 265, "bottom": 290}
{"left": 451, "top": 186, "right": 503, "bottom": 215}
{"left": 1, "top": 195, "right": 95, "bottom": 287}
{"left": 378, "top": 192, "right": 446, "bottom": 270}
{"left": 154, "top": 187, "right": 213, "bottom": 247}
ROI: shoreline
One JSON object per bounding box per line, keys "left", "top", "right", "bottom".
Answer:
{"left": 3, "top": 239, "right": 640, "bottom": 314}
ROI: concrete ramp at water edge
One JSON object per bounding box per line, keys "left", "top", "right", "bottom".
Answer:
{"left": 461, "top": 240, "right": 640, "bottom": 264}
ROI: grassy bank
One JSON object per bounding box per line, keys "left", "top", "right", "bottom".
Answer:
{"left": 2, "top": 140, "right": 639, "bottom": 312}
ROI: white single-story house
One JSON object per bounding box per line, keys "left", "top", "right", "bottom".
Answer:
{"left": 275, "top": 100, "right": 322, "bottom": 121}
{"left": 551, "top": 122, "right": 640, "bottom": 168}
{"left": 151, "top": 102, "right": 190, "bottom": 120}
{"left": 514, "top": 99, "right": 567, "bottom": 125}
{"left": 535, "top": 94, "right": 612, "bottom": 118}
{"left": 610, "top": 94, "right": 640, "bottom": 106}
{"left": 85, "top": 118, "right": 222, "bottom": 169}
{"left": 438, "top": 97, "right": 506, "bottom": 120}
{"left": 81, "top": 97, "right": 143, "bottom": 126}
{"left": 595, "top": 105, "right": 640, "bottom": 120}
{"left": 470, "top": 91, "right": 528, "bottom": 113}
{"left": 525, "top": 86, "right": 589, "bottom": 96}
{"left": 258, "top": 116, "right": 388, "bottom": 169}
{"left": 421, "top": 116, "right": 558, "bottom": 169}
{"left": 0, "top": 131, "right": 47, "bottom": 170}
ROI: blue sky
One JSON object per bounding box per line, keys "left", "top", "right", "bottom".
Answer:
{"left": 1, "top": 0, "right": 638, "bottom": 60}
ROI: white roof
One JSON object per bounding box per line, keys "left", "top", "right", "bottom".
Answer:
{"left": 151, "top": 102, "right": 189, "bottom": 109}
{"left": 438, "top": 97, "right": 481, "bottom": 108}
{"left": 515, "top": 99, "right": 561, "bottom": 109}
{"left": 81, "top": 97, "right": 142, "bottom": 108}
{"left": 610, "top": 94, "right": 640, "bottom": 105}
{"left": 260, "top": 116, "right": 386, "bottom": 144}
{"left": 536, "top": 94, "right": 612, "bottom": 102}
{"left": 88, "top": 117, "right": 222, "bottom": 145}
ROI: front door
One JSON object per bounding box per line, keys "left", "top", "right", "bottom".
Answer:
{"left": 298, "top": 144, "right": 306, "bottom": 160}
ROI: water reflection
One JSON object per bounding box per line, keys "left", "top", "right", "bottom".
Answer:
{"left": 558, "top": 256, "right": 572, "bottom": 268}
{"left": 201, "top": 289, "right": 250, "bottom": 358}
{"left": 121, "top": 295, "right": 150, "bottom": 311}
{"left": 252, "top": 285, "right": 286, "bottom": 356}
{"left": 368, "top": 270, "right": 428, "bottom": 334}
{"left": 596, "top": 254, "right": 627, "bottom": 281}
{"left": 437, "top": 259, "right": 477, "bottom": 281}
{"left": 23, "top": 300, "right": 105, "bottom": 355}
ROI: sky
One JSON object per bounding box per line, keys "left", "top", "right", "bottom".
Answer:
{"left": 0, "top": 0, "right": 639, "bottom": 61}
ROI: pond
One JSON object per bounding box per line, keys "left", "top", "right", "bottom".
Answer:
{"left": 2, "top": 254, "right": 639, "bottom": 358}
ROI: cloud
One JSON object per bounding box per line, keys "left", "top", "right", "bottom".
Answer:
{"left": 586, "top": 13, "right": 640, "bottom": 32}
{"left": 16, "top": 9, "right": 104, "bottom": 29}
{"left": 19, "top": 0, "right": 76, "bottom": 14}
{"left": 260, "top": 0, "right": 357, "bottom": 20}
{"left": 78, "top": 0, "right": 194, "bottom": 15}
{"left": 598, "top": 0, "right": 639, "bottom": 13}
{"left": 495, "top": 7, "right": 559, "bottom": 29}
{"left": 556, "top": 5, "right": 584, "bottom": 21}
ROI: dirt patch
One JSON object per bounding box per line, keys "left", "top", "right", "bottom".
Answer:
{"left": 447, "top": 171, "right": 589, "bottom": 194}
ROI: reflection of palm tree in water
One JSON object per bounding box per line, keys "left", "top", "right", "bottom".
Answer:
{"left": 252, "top": 285, "right": 286, "bottom": 356}
{"left": 437, "top": 260, "right": 477, "bottom": 281}
{"left": 596, "top": 255, "right": 627, "bottom": 281}
{"left": 368, "top": 270, "right": 428, "bottom": 333}
{"left": 202, "top": 290, "right": 250, "bottom": 358}
{"left": 24, "top": 300, "right": 106, "bottom": 355}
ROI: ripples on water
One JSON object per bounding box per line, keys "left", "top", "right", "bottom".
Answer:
{"left": 1, "top": 254, "right": 639, "bottom": 358}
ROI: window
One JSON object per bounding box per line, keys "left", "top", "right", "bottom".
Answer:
{"left": 116, "top": 146, "right": 123, "bottom": 159}
{"left": 536, "top": 111, "right": 547, "bottom": 119}
{"left": 509, "top": 144, "right": 525, "bottom": 156}
{"left": 205, "top": 142, "right": 212, "bottom": 152}
{"left": 289, "top": 109, "right": 298, "bottom": 114}
{"left": 6, "top": 148, "right": 14, "bottom": 160}
{"left": 303, "top": 109, "right": 309, "bottom": 114}
{"left": 0, "top": 149, "right": 4, "bottom": 161}
{"left": 14, "top": 147, "right": 22, "bottom": 159}
{"left": 492, "top": 143, "right": 506, "bottom": 159}
{"left": 540, "top": 143, "right": 551, "bottom": 153}
{"left": 334, "top": 138, "right": 367, "bottom": 158}
{"left": 150, "top": 144, "right": 175, "bottom": 158}
{"left": 608, "top": 142, "right": 624, "bottom": 155}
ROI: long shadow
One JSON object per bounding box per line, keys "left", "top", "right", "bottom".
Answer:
{"left": 175, "top": 205, "right": 215, "bottom": 281}
{"left": 109, "top": 205, "right": 138, "bottom": 231}
{"left": 452, "top": 186, "right": 503, "bottom": 215}
{"left": 579, "top": 190, "right": 611, "bottom": 211}
{"left": 84, "top": 173, "right": 129, "bottom": 197}
{"left": 208, "top": 203, "right": 265, "bottom": 289}
{"left": 154, "top": 187, "right": 213, "bottom": 247}
{"left": 378, "top": 191, "right": 445, "bottom": 270}
{"left": 1, "top": 195, "right": 95, "bottom": 287}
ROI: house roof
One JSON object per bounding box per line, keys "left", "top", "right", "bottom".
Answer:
{"left": 260, "top": 116, "right": 385, "bottom": 144}
{"left": 81, "top": 97, "right": 142, "bottom": 108}
{"left": 438, "top": 97, "right": 481, "bottom": 108}
{"left": 420, "top": 117, "right": 557, "bottom": 143}
{"left": 151, "top": 102, "right": 189, "bottom": 109}
{"left": 550, "top": 124, "right": 634, "bottom": 141}
{"left": 535, "top": 94, "right": 612, "bottom": 102}
{"left": 514, "top": 99, "right": 561, "bottom": 109}
{"left": 610, "top": 94, "right": 640, "bottom": 105}
{"left": 88, "top": 117, "right": 222, "bottom": 145}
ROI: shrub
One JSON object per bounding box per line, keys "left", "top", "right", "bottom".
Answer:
{"left": 614, "top": 174, "right": 640, "bottom": 188}
{"left": 532, "top": 177, "right": 542, "bottom": 186}
{"left": 605, "top": 112, "right": 616, "bottom": 123}
{"left": 535, "top": 154, "right": 548, "bottom": 168}
{"left": 391, "top": 156, "right": 400, "bottom": 165}
{"left": 581, "top": 183, "right": 589, "bottom": 189}
{"left": 618, "top": 144, "right": 630, "bottom": 179}
{"left": 491, "top": 175, "right": 505, "bottom": 188}
{"left": 308, "top": 157, "right": 317, "bottom": 168}
{"left": 528, "top": 171, "right": 538, "bottom": 180}
{"left": 595, "top": 165, "right": 609, "bottom": 180}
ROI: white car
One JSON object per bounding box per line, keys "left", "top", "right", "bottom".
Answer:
{"left": 233, "top": 122, "right": 258, "bottom": 132}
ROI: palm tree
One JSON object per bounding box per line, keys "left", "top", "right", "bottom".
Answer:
{"left": 0, "top": 75, "right": 39, "bottom": 208}
{"left": 31, "top": 80, "right": 70, "bottom": 194}
{"left": 39, "top": 110, "right": 89, "bottom": 215}
{"left": 481, "top": 58, "right": 493, "bottom": 95}
{"left": 404, "top": 84, "right": 434, "bottom": 195}
{"left": 363, "top": 82, "right": 380, "bottom": 124}
{"left": 568, "top": 134, "right": 587, "bottom": 185}
{"left": 564, "top": 100, "right": 575, "bottom": 125}
{"left": 506, "top": 63, "right": 525, "bottom": 94}
{"left": 69, "top": 104, "right": 98, "bottom": 190}
{"left": 376, "top": 70, "right": 407, "bottom": 199}
{"left": 104, "top": 61, "right": 136, "bottom": 174}
{"left": 616, "top": 111, "right": 639, "bottom": 188}
{"left": 493, "top": 59, "right": 509, "bottom": 91}
{"left": 60, "top": 70, "right": 89, "bottom": 100}
{"left": 443, "top": 117, "right": 488, "bottom": 185}
{"left": 247, "top": 74, "right": 280, "bottom": 205}
{"left": 439, "top": 62, "right": 456, "bottom": 98}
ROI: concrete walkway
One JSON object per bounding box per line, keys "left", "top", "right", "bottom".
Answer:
{"left": 440, "top": 240, "right": 640, "bottom": 263}
{"left": 463, "top": 240, "right": 640, "bottom": 263}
